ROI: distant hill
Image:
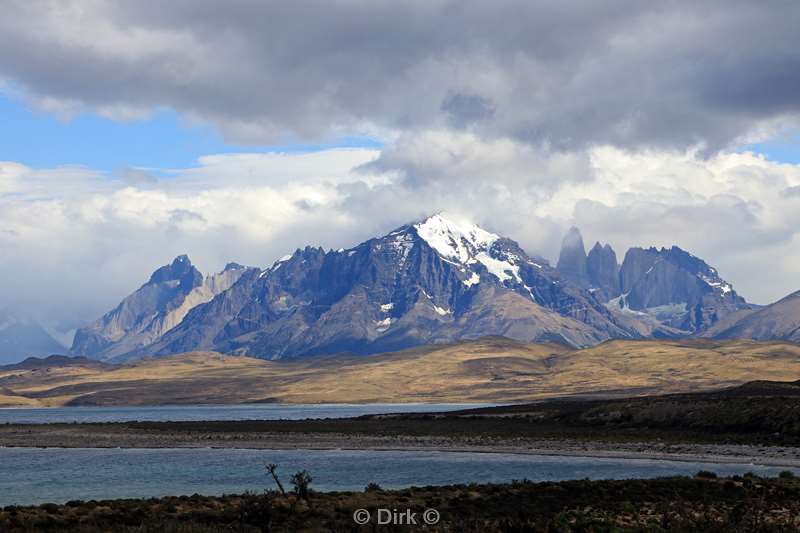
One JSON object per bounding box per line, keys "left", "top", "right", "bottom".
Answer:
{"left": 709, "top": 290, "right": 800, "bottom": 343}
{"left": 0, "top": 354, "right": 112, "bottom": 372}
{"left": 0, "top": 311, "right": 65, "bottom": 365}
{"left": 3, "top": 337, "right": 800, "bottom": 407}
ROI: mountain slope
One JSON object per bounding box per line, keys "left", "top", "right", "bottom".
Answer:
{"left": 711, "top": 290, "right": 800, "bottom": 342}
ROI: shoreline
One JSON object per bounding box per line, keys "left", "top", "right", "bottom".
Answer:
{"left": 4, "top": 443, "right": 800, "bottom": 469}
{"left": 3, "top": 425, "right": 800, "bottom": 468}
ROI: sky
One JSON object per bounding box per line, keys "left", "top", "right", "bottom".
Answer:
{"left": 1, "top": 0, "right": 800, "bottom": 335}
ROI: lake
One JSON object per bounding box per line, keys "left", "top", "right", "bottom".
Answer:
{"left": 0, "top": 403, "right": 495, "bottom": 424}
{"left": 0, "top": 447, "right": 795, "bottom": 506}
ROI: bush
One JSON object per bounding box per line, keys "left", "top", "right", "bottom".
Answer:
{"left": 40, "top": 503, "right": 60, "bottom": 513}
{"left": 364, "top": 482, "right": 383, "bottom": 492}
{"left": 779, "top": 470, "right": 795, "bottom": 479}
{"left": 238, "top": 493, "right": 273, "bottom": 533}
{"left": 291, "top": 470, "right": 313, "bottom": 500}
{"left": 696, "top": 471, "right": 717, "bottom": 479}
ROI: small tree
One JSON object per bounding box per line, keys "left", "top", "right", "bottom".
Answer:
{"left": 291, "top": 470, "right": 313, "bottom": 500}
{"left": 265, "top": 463, "right": 286, "bottom": 495}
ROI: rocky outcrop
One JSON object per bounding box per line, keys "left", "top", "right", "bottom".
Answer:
{"left": 586, "top": 242, "right": 620, "bottom": 301}
{"left": 556, "top": 227, "right": 589, "bottom": 286}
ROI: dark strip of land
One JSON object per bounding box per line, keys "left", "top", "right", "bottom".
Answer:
{"left": 2, "top": 475, "right": 800, "bottom": 532}
{"left": 2, "top": 379, "right": 800, "bottom": 466}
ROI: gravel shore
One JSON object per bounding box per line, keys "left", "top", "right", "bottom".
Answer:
{"left": 2, "top": 423, "right": 799, "bottom": 467}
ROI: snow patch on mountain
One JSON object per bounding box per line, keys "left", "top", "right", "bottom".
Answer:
{"left": 474, "top": 252, "right": 522, "bottom": 284}
{"left": 463, "top": 272, "right": 480, "bottom": 287}
{"left": 700, "top": 274, "right": 732, "bottom": 295}
{"left": 414, "top": 213, "right": 499, "bottom": 263}
{"left": 432, "top": 304, "right": 451, "bottom": 316}
{"left": 375, "top": 317, "right": 392, "bottom": 331}
{"left": 414, "top": 214, "right": 525, "bottom": 286}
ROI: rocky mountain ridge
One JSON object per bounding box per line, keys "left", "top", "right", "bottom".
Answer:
{"left": 130, "top": 214, "right": 635, "bottom": 360}
{"left": 67, "top": 214, "right": 794, "bottom": 362}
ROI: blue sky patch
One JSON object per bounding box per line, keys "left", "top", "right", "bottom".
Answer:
{"left": 0, "top": 94, "right": 383, "bottom": 172}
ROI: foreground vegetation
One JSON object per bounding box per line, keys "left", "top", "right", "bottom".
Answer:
{"left": 3, "top": 381, "right": 800, "bottom": 530}
{"left": 2, "top": 473, "right": 800, "bottom": 532}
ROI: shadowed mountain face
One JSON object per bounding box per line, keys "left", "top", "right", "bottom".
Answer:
{"left": 586, "top": 242, "right": 620, "bottom": 301}
{"left": 610, "top": 246, "right": 752, "bottom": 334}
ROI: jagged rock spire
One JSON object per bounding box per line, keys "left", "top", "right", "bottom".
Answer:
{"left": 586, "top": 242, "right": 620, "bottom": 300}
{"left": 556, "top": 227, "right": 588, "bottom": 285}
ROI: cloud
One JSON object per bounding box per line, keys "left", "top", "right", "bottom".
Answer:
{"left": 1, "top": 1, "right": 800, "bottom": 333}
{"left": 2, "top": 142, "right": 799, "bottom": 335}
{"left": 0, "top": 149, "right": 382, "bottom": 328}
{"left": 0, "top": 1, "right": 798, "bottom": 150}
{"left": 441, "top": 92, "right": 496, "bottom": 129}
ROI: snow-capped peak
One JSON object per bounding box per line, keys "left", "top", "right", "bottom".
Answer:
{"left": 413, "top": 213, "right": 499, "bottom": 263}
{"left": 413, "top": 213, "right": 527, "bottom": 287}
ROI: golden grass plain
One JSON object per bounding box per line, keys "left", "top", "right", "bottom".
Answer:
{"left": 1, "top": 337, "right": 799, "bottom": 406}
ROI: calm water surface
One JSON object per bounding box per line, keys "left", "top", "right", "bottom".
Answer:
{"left": 0, "top": 403, "right": 495, "bottom": 424}
{"left": 1, "top": 447, "right": 796, "bottom": 506}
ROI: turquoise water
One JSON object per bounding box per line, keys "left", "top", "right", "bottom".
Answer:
{"left": 0, "top": 403, "right": 495, "bottom": 424}
{"left": 0, "top": 447, "right": 795, "bottom": 506}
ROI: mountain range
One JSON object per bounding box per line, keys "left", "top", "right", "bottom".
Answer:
{"left": 62, "top": 213, "right": 798, "bottom": 362}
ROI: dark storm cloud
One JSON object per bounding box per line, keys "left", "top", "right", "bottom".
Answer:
{"left": 441, "top": 92, "right": 496, "bottom": 129}
{"left": 0, "top": 1, "right": 798, "bottom": 149}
